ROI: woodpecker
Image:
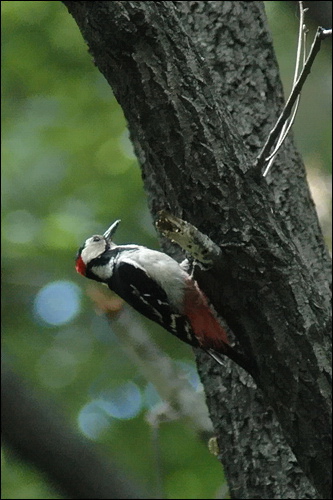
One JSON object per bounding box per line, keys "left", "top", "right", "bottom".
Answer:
{"left": 75, "top": 220, "right": 253, "bottom": 373}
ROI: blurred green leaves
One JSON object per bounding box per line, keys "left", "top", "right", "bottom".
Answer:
{"left": 2, "top": 2, "right": 331, "bottom": 499}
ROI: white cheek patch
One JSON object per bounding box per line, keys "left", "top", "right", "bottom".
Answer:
{"left": 81, "top": 239, "right": 106, "bottom": 264}
{"left": 92, "top": 259, "right": 115, "bottom": 281}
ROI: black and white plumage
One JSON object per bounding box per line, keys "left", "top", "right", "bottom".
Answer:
{"left": 75, "top": 220, "right": 253, "bottom": 374}
{"left": 86, "top": 245, "right": 195, "bottom": 345}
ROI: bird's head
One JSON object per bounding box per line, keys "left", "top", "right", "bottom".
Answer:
{"left": 75, "top": 219, "right": 121, "bottom": 276}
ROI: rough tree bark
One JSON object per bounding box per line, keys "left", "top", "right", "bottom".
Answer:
{"left": 63, "top": 2, "right": 331, "bottom": 499}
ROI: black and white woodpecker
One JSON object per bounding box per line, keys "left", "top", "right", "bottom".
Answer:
{"left": 75, "top": 220, "right": 252, "bottom": 373}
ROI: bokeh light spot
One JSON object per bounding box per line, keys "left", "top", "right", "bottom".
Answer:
{"left": 3, "top": 210, "right": 40, "bottom": 244}
{"left": 37, "top": 348, "right": 78, "bottom": 389}
{"left": 176, "top": 361, "right": 203, "bottom": 391}
{"left": 143, "top": 383, "right": 162, "bottom": 409}
{"left": 78, "top": 401, "right": 112, "bottom": 440}
{"left": 34, "top": 280, "right": 81, "bottom": 326}
{"left": 98, "top": 381, "right": 142, "bottom": 420}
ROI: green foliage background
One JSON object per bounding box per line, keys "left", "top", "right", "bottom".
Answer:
{"left": 2, "top": 2, "right": 331, "bottom": 499}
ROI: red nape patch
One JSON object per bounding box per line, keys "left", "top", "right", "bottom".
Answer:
{"left": 75, "top": 255, "right": 86, "bottom": 276}
{"left": 183, "top": 280, "right": 229, "bottom": 349}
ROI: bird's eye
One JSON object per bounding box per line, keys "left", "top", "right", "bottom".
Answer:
{"left": 93, "top": 236, "right": 101, "bottom": 242}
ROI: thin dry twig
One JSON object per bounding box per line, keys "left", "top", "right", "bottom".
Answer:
{"left": 256, "top": 3, "right": 331, "bottom": 177}
{"left": 262, "top": 2, "right": 306, "bottom": 175}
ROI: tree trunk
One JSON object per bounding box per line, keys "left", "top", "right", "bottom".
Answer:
{"left": 63, "top": 2, "right": 332, "bottom": 498}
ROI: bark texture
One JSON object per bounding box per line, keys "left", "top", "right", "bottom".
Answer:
{"left": 63, "top": 2, "right": 331, "bottom": 498}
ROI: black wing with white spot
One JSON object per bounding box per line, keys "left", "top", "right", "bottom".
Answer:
{"left": 107, "top": 261, "right": 197, "bottom": 346}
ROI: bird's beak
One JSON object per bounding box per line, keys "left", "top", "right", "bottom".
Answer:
{"left": 103, "top": 219, "right": 121, "bottom": 241}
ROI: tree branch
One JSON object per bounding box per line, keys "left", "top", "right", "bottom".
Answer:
{"left": 1, "top": 363, "right": 147, "bottom": 499}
